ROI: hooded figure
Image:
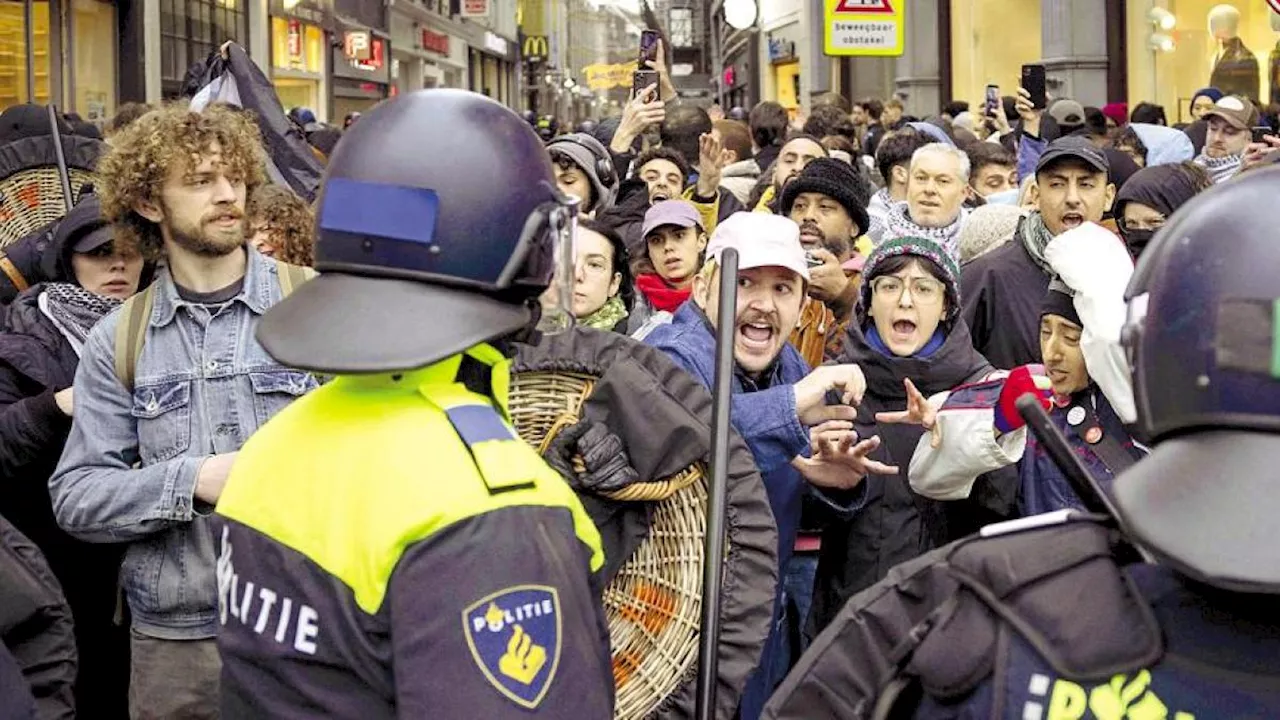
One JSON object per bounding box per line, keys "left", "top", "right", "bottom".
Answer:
{"left": 1128, "top": 123, "right": 1196, "bottom": 166}
{"left": 807, "top": 236, "right": 1017, "bottom": 639}
{"left": 1113, "top": 163, "right": 1210, "bottom": 258}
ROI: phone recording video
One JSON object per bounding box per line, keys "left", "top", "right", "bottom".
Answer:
{"left": 985, "top": 84, "right": 1000, "bottom": 116}
{"left": 639, "top": 30, "right": 659, "bottom": 67}
{"left": 632, "top": 70, "right": 659, "bottom": 101}
{"left": 1021, "top": 64, "right": 1047, "bottom": 110}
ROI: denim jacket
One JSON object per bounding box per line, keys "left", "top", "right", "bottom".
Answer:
{"left": 50, "top": 249, "right": 316, "bottom": 639}
{"left": 645, "top": 301, "right": 866, "bottom": 720}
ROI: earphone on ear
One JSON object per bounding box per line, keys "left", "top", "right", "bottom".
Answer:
{"left": 551, "top": 135, "right": 617, "bottom": 188}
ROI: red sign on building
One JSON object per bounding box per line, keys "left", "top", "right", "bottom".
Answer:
{"left": 422, "top": 29, "right": 450, "bottom": 55}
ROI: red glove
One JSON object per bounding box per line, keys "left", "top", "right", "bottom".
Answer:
{"left": 995, "top": 364, "right": 1053, "bottom": 434}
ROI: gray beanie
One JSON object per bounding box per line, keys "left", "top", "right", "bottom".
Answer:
{"left": 546, "top": 133, "right": 617, "bottom": 212}
{"left": 957, "top": 204, "right": 1027, "bottom": 264}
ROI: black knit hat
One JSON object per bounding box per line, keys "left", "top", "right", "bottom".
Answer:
{"left": 1040, "top": 278, "right": 1082, "bottom": 327}
{"left": 779, "top": 157, "right": 871, "bottom": 237}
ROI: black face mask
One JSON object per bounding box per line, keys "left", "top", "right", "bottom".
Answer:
{"left": 1123, "top": 228, "right": 1155, "bottom": 259}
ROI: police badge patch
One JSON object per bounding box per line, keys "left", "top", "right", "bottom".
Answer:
{"left": 463, "top": 585, "right": 563, "bottom": 709}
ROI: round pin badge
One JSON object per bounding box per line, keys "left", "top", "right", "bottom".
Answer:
{"left": 1084, "top": 427, "right": 1103, "bottom": 444}
{"left": 1067, "top": 406, "right": 1086, "bottom": 426}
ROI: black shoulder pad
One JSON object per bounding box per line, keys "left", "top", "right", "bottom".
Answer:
{"left": 763, "top": 518, "right": 1164, "bottom": 719}
{"left": 763, "top": 540, "right": 960, "bottom": 719}
{"left": 909, "top": 520, "right": 1164, "bottom": 699}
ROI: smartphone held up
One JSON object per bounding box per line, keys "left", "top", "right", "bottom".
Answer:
{"left": 1021, "top": 64, "right": 1047, "bottom": 110}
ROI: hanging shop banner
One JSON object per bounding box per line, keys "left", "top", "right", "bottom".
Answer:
{"left": 823, "top": 0, "right": 905, "bottom": 57}
{"left": 583, "top": 63, "right": 635, "bottom": 91}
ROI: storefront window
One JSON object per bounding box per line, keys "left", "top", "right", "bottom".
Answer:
{"left": 73, "top": 0, "right": 116, "bottom": 122}
{"left": 1129, "top": 1, "right": 1278, "bottom": 123}
{"left": 270, "top": 17, "right": 323, "bottom": 113}
{"left": 949, "top": 0, "right": 1041, "bottom": 111}
{"left": 0, "top": 0, "right": 51, "bottom": 111}
{"left": 161, "top": 0, "right": 247, "bottom": 95}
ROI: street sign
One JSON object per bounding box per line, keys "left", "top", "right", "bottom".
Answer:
{"left": 823, "top": 0, "right": 904, "bottom": 57}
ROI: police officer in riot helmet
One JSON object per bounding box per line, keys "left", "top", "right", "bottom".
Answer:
{"left": 214, "top": 89, "right": 614, "bottom": 718}
{"left": 763, "top": 167, "right": 1280, "bottom": 718}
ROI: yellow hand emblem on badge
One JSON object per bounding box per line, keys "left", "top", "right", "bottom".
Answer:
{"left": 499, "top": 624, "right": 547, "bottom": 685}
{"left": 1088, "top": 671, "right": 1168, "bottom": 720}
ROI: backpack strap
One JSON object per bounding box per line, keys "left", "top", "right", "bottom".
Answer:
{"left": 274, "top": 259, "right": 316, "bottom": 298}
{"left": 112, "top": 262, "right": 312, "bottom": 391}
{"left": 113, "top": 284, "right": 157, "bottom": 392}
{"left": 0, "top": 254, "right": 29, "bottom": 293}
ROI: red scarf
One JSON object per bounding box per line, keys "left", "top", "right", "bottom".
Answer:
{"left": 635, "top": 273, "right": 692, "bottom": 313}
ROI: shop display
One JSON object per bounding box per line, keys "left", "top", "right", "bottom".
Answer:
{"left": 1209, "top": 4, "right": 1260, "bottom": 101}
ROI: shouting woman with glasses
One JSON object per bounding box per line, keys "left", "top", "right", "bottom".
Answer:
{"left": 805, "top": 235, "right": 1018, "bottom": 642}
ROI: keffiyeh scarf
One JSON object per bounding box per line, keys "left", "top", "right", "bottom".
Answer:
{"left": 1019, "top": 211, "right": 1058, "bottom": 276}
{"left": 39, "top": 282, "right": 122, "bottom": 356}
{"left": 1193, "top": 152, "right": 1243, "bottom": 184}
{"left": 883, "top": 201, "right": 966, "bottom": 262}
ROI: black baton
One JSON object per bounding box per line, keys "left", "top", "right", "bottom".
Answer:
{"left": 1015, "top": 394, "right": 1120, "bottom": 518}
{"left": 695, "top": 247, "right": 738, "bottom": 720}
{"left": 47, "top": 105, "right": 75, "bottom": 213}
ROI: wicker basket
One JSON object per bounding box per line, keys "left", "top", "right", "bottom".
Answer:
{"left": 509, "top": 371, "right": 706, "bottom": 720}
{"left": 0, "top": 166, "right": 96, "bottom": 248}
{"left": 0, "top": 133, "right": 106, "bottom": 249}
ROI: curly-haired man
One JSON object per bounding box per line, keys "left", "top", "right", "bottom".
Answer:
{"left": 247, "top": 184, "right": 315, "bottom": 266}
{"left": 50, "top": 103, "right": 317, "bottom": 719}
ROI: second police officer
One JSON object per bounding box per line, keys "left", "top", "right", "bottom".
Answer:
{"left": 763, "top": 167, "right": 1280, "bottom": 718}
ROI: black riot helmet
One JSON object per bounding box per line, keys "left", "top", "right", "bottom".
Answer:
{"left": 257, "top": 90, "right": 579, "bottom": 374}
{"left": 1114, "top": 165, "right": 1280, "bottom": 593}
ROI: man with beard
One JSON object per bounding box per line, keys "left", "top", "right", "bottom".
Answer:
{"left": 779, "top": 158, "right": 873, "bottom": 366}
{"left": 882, "top": 143, "right": 971, "bottom": 261}
{"left": 49, "top": 104, "right": 316, "bottom": 719}
{"left": 961, "top": 135, "right": 1116, "bottom": 368}
{"left": 645, "top": 212, "right": 896, "bottom": 720}
{"left": 751, "top": 134, "right": 828, "bottom": 212}
{"left": 1193, "top": 95, "right": 1257, "bottom": 183}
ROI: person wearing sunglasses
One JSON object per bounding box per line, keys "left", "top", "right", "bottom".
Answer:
{"left": 806, "top": 235, "right": 1017, "bottom": 641}
{"left": 0, "top": 194, "right": 147, "bottom": 717}
{"left": 1113, "top": 162, "right": 1213, "bottom": 259}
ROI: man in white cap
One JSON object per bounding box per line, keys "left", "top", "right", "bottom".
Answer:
{"left": 643, "top": 211, "right": 895, "bottom": 720}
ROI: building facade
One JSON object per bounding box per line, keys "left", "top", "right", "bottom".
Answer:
{"left": 389, "top": 0, "right": 469, "bottom": 97}
{"left": 1, "top": 0, "right": 128, "bottom": 123}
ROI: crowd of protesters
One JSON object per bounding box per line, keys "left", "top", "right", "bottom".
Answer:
{"left": 0, "top": 33, "right": 1277, "bottom": 718}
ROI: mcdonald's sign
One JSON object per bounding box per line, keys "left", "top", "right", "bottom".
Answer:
{"left": 523, "top": 35, "right": 548, "bottom": 62}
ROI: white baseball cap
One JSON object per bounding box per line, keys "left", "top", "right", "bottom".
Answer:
{"left": 705, "top": 212, "right": 810, "bottom": 283}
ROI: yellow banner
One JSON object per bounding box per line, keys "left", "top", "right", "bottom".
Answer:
{"left": 583, "top": 63, "right": 636, "bottom": 91}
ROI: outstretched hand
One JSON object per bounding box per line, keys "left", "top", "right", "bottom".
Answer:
{"left": 875, "top": 378, "right": 941, "bottom": 448}
{"left": 794, "top": 428, "right": 899, "bottom": 490}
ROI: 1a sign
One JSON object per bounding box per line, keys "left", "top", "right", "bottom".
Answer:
{"left": 823, "top": 0, "right": 904, "bottom": 57}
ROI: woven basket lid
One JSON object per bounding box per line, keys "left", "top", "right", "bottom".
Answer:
{"left": 0, "top": 134, "right": 103, "bottom": 248}
{"left": 512, "top": 328, "right": 778, "bottom": 720}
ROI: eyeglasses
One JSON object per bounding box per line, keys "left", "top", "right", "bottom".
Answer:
{"left": 576, "top": 256, "right": 612, "bottom": 277}
{"left": 1117, "top": 215, "right": 1166, "bottom": 233}
{"left": 870, "top": 275, "right": 945, "bottom": 304}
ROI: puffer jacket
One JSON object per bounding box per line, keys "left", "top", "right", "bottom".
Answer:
{"left": 807, "top": 320, "right": 1018, "bottom": 638}
{"left": 0, "top": 288, "right": 130, "bottom": 719}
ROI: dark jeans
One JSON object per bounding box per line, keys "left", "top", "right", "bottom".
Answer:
{"left": 128, "top": 631, "right": 220, "bottom": 720}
